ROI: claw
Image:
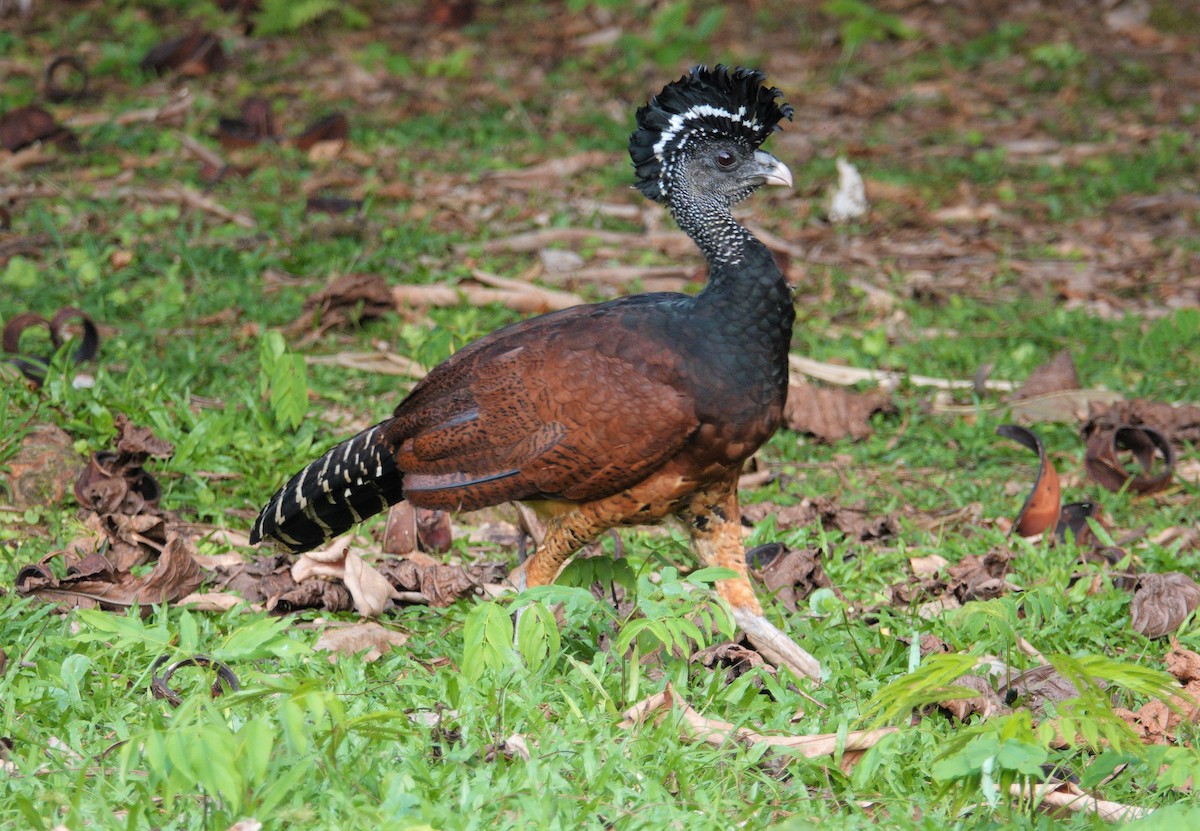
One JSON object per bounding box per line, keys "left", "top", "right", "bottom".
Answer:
{"left": 732, "top": 608, "right": 822, "bottom": 683}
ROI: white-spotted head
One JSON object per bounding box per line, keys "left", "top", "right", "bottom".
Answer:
{"left": 629, "top": 65, "right": 793, "bottom": 205}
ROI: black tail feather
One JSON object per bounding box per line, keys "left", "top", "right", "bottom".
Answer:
{"left": 250, "top": 423, "right": 406, "bottom": 553}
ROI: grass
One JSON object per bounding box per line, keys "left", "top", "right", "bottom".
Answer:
{"left": 2, "top": 1, "right": 1200, "bottom": 828}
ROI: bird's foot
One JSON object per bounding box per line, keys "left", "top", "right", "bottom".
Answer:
{"left": 732, "top": 608, "right": 823, "bottom": 683}
{"left": 508, "top": 560, "right": 528, "bottom": 593}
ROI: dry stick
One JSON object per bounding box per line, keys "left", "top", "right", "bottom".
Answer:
{"left": 789, "top": 354, "right": 1019, "bottom": 392}
{"left": 471, "top": 227, "right": 691, "bottom": 254}
{"left": 91, "top": 183, "right": 256, "bottom": 229}
{"left": 306, "top": 351, "right": 427, "bottom": 379}
{"left": 67, "top": 88, "right": 194, "bottom": 128}
{"left": 538, "top": 264, "right": 692, "bottom": 288}
{"left": 392, "top": 277, "right": 584, "bottom": 314}
{"left": 1007, "top": 783, "right": 1151, "bottom": 822}
{"left": 174, "top": 130, "right": 227, "bottom": 172}
{"left": 621, "top": 684, "right": 896, "bottom": 760}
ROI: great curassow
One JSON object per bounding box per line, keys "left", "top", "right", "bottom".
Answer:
{"left": 251, "top": 65, "right": 822, "bottom": 681}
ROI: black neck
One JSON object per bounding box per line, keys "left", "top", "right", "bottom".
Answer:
{"left": 670, "top": 199, "right": 793, "bottom": 326}
{"left": 669, "top": 198, "right": 754, "bottom": 267}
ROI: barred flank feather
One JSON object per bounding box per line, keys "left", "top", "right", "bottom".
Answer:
{"left": 249, "top": 423, "right": 405, "bottom": 553}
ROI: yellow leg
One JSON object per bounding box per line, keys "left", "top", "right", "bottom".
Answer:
{"left": 512, "top": 509, "right": 608, "bottom": 589}
{"left": 678, "top": 475, "right": 822, "bottom": 683}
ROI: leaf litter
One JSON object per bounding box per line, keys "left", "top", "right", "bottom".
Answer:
{"left": 1, "top": 2, "right": 1198, "bottom": 822}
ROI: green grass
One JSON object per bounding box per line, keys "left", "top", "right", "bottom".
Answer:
{"left": 2, "top": 1, "right": 1199, "bottom": 828}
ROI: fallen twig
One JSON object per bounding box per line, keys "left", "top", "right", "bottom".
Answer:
{"left": 306, "top": 351, "right": 427, "bottom": 379}
{"left": 67, "top": 88, "right": 193, "bottom": 128}
{"left": 790, "top": 354, "right": 1018, "bottom": 392}
{"left": 470, "top": 227, "right": 691, "bottom": 255}
{"left": 1008, "top": 782, "right": 1151, "bottom": 822}
{"left": 393, "top": 274, "right": 583, "bottom": 314}
{"left": 620, "top": 683, "right": 896, "bottom": 762}
{"left": 90, "top": 183, "right": 256, "bottom": 229}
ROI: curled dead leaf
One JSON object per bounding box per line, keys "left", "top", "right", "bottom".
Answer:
{"left": 428, "top": 0, "right": 477, "bottom": 27}
{"left": 216, "top": 96, "right": 278, "bottom": 148}
{"left": 44, "top": 55, "right": 89, "bottom": 103}
{"left": 1054, "top": 500, "right": 1103, "bottom": 546}
{"left": 292, "top": 112, "right": 349, "bottom": 157}
{"left": 1088, "top": 398, "right": 1200, "bottom": 445}
{"left": 740, "top": 497, "right": 898, "bottom": 542}
{"left": 73, "top": 412, "right": 173, "bottom": 516}
{"left": 691, "top": 641, "right": 767, "bottom": 684}
{"left": 292, "top": 541, "right": 395, "bottom": 617}
{"left": 141, "top": 31, "right": 227, "bottom": 77}
{"left": 150, "top": 654, "right": 240, "bottom": 707}
{"left": 0, "top": 105, "right": 78, "bottom": 153}
{"left": 1131, "top": 572, "right": 1200, "bottom": 638}
{"left": 306, "top": 195, "right": 363, "bottom": 216}
{"left": 1084, "top": 422, "right": 1175, "bottom": 495}
{"left": 16, "top": 535, "right": 203, "bottom": 610}
{"left": 374, "top": 557, "right": 506, "bottom": 608}
{"left": 2, "top": 307, "right": 99, "bottom": 387}
{"left": 997, "top": 424, "right": 1061, "bottom": 537}
{"left": 939, "top": 674, "right": 1008, "bottom": 722}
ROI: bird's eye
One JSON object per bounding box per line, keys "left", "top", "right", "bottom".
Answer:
{"left": 716, "top": 150, "right": 736, "bottom": 168}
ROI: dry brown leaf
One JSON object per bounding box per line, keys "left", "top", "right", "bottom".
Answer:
{"left": 0, "top": 105, "right": 77, "bottom": 152}
{"left": 140, "top": 31, "right": 226, "bottom": 76}
{"left": 752, "top": 546, "right": 834, "bottom": 613}
{"left": 1011, "top": 349, "right": 1080, "bottom": 400}
{"left": 909, "top": 553, "right": 949, "bottom": 578}
{"left": 1084, "top": 421, "right": 1176, "bottom": 495}
{"left": 1088, "top": 398, "right": 1200, "bottom": 444}
{"left": 272, "top": 580, "right": 353, "bottom": 614}
{"left": 741, "top": 497, "right": 898, "bottom": 542}
{"left": 209, "top": 552, "right": 294, "bottom": 602}
{"left": 292, "top": 112, "right": 349, "bottom": 160}
{"left": 3, "top": 423, "right": 78, "bottom": 509}
{"left": 313, "top": 621, "right": 409, "bottom": 662}
{"left": 216, "top": 96, "right": 277, "bottom": 148}
{"left": 16, "top": 535, "right": 202, "bottom": 610}
{"left": 1000, "top": 665, "right": 1084, "bottom": 714}
{"left": 691, "top": 641, "right": 767, "bottom": 684}
{"left": 996, "top": 424, "right": 1061, "bottom": 537}
{"left": 1165, "top": 643, "right": 1200, "bottom": 683}
{"left": 293, "top": 540, "right": 396, "bottom": 617}
{"left": 374, "top": 557, "right": 507, "bottom": 607}
{"left": 1130, "top": 572, "right": 1200, "bottom": 638}
{"left": 383, "top": 501, "right": 420, "bottom": 556}
{"left": 178, "top": 592, "right": 250, "bottom": 612}
{"left": 784, "top": 378, "right": 893, "bottom": 443}
{"left": 948, "top": 549, "right": 1013, "bottom": 603}
{"left": 939, "top": 674, "right": 1008, "bottom": 721}
{"left": 289, "top": 273, "right": 395, "bottom": 340}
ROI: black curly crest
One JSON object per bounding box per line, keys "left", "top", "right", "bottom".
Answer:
{"left": 629, "top": 65, "right": 793, "bottom": 203}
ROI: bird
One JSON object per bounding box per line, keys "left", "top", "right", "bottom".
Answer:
{"left": 251, "top": 65, "right": 822, "bottom": 682}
